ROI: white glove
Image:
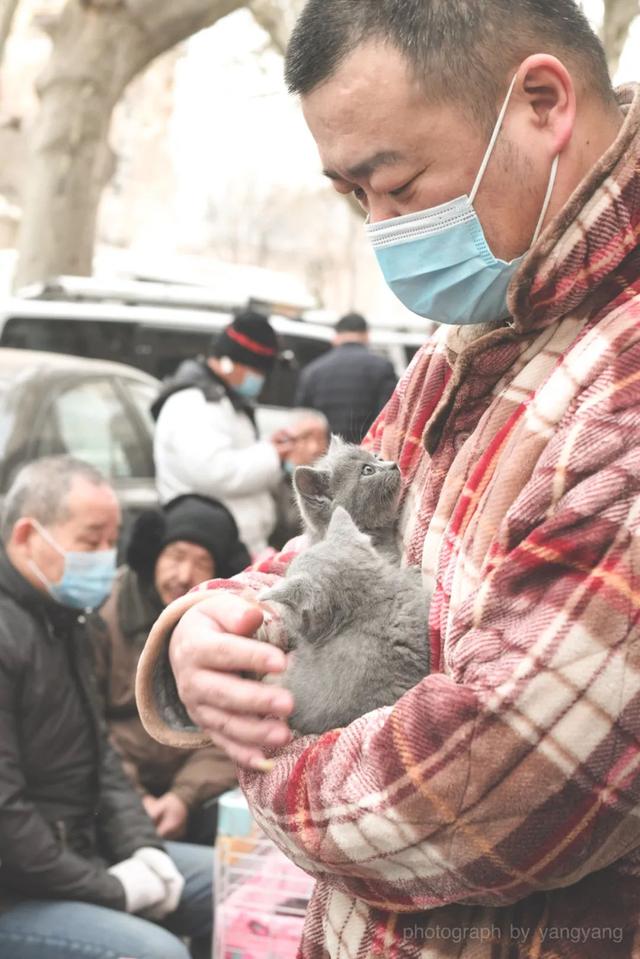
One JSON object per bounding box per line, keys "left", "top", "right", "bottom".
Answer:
{"left": 108, "top": 857, "right": 166, "bottom": 915}
{"left": 133, "top": 847, "right": 185, "bottom": 919}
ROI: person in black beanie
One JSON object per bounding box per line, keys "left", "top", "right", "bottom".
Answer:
{"left": 88, "top": 495, "right": 248, "bottom": 847}
{"left": 151, "top": 311, "right": 295, "bottom": 556}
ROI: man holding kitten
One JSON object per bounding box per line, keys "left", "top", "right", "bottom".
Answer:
{"left": 137, "top": 1, "right": 640, "bottom": 956}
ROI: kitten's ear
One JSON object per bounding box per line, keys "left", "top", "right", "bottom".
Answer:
{"left": 294, "top": 466, "right": 331, "bottom": 503}
{"left": 329, "top": 434, "right": 346, "bottom": 453}
{"left": 326, "top": 506, "right": 371, "bottom": 546}
{"left": 262, "top": 576, "right": 306, "bottom": 610}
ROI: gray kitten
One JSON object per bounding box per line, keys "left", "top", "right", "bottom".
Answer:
{"left": 294, "top": 438, "right": 404, "bottom": 563}
{"left": 261, "top": 440, "right": 430, "bottom": 735}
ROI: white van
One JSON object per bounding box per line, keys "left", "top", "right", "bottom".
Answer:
{"left": 2, "top": 278, "right": 428, "bottom": 407}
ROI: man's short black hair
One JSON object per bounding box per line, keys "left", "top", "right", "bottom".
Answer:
{"left": 336, "top": 312, "right": 368, "bottom": 334}
{"left": 285, "top": 0, "right": 615, "bottom": 125}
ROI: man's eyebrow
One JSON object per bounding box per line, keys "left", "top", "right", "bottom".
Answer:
{"left": 323, "top": 151, "right": 405, "bottom": 182}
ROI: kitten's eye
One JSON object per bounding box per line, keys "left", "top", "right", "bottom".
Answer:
{"left": 361, "top": 464, "right": 376, "bottom": 476}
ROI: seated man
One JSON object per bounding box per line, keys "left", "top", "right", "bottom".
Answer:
{"left": 0, "top": 457, "right": 213, "bottom": 959}
{"left": 91, "top": 495, "right": 245, "bottom": 845}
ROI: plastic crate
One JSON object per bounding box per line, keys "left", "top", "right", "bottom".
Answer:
{"left": 214, "top": 832, "right": 314, "bottom": 959}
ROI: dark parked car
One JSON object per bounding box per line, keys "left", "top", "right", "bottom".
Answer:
{"left": 0, "top": 349, "right": 160, "bottom": 538}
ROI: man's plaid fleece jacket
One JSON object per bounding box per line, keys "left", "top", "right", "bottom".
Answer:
{"left": 137, "top": 86, "right": 640, "bottom": 957}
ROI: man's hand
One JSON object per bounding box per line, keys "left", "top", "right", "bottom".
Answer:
{"left": 143, "top": 792, "right": 188, "bottom": 840}
{"left": 271, "top": 429, "right": 295, "bottom": 461}
{"left": 169, "top": 592, "right": 294, "bottom": 770}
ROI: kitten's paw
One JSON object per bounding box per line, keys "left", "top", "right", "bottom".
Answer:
{"left": 254, "top": 600, "right": 289, "bottom": 652}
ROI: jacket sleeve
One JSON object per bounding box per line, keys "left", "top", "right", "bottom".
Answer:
{"left": 157, "top": 389, "right": 282, "bottom": 499}
{"left": 0, "top": 633, "right": 126, "bottom": 910}
{"left": 170, "top": 745, "right": 238, "bottom": 809}
{"left": 294, "top": 366, "right": 313, "bottom": 408}
{"left": 375, "top": 360, "right": 398, "bottom": 413}
{"left": 96, "top": 730, "right": 164, "bottom": 863}
{"left": 236, "top": 419, "right": 640, "bottom": 913}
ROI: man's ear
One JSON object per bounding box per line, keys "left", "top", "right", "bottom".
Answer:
{"left": 517, "top": 54, "right": 576, "bottom": 154}
{"left": 294, "top": 466, "right": 331, "bottom": 503}
{"left": 11, "top": 517, "right": 35, "bottom": 549}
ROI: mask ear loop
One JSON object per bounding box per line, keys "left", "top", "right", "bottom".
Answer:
{"left": 32, "top": 518, "right": 65, "bottom": 558}
{"left": 470, "top": 74, "right": 518, "bottom": 206}
{"left": 531, "top": 153, "right": 560, "bottom": 246}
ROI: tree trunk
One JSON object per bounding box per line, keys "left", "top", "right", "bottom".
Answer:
{"left": 248, "top": 0, "right": 304, "bottom": 55}
{"left": 602, "top": 0, "right": 639, "bottom": 76}
{"left": 14, "top": 0, "right": 244, "bottom": 290}
{"left": 0, "top": 0, "right": 19, "bottom": 68}
{"left": 0, "top": 0, "right": 20, "bottom": 73}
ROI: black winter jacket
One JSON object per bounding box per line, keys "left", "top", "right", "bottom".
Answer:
{"left": 295, "top": 343, "right": 397, "bottom": 444}
{"left": 0, "top": 549, "right": 161, "bottom": 912}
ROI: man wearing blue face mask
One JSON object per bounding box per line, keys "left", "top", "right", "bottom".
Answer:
{"left": 0, "top": 456, "right": 214, "bottom": 959}
{"left": 137, "top": 1, "right": 640, "bottom": 957}
{"left": 153, "top": 310, "right": 293, "bottom": 557}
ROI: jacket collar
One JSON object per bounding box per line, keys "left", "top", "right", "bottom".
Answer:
{"left": 151, "top": 357, "right": 257, "bottom": 430}
{"left": 511, "top": 83, "right": 640, "bottom": 333}
{"left": 117, "top": 567, "right": 164, "bottom": 642}
{"left": 0, "top": 546, "right": 78, "bottom": 634}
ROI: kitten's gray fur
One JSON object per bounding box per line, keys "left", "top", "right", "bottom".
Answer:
{"left": 261, "top": 439, "right": 430, "bottom": 735}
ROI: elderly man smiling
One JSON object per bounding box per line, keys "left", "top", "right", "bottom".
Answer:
{"left": 137, "top": 1, "right": 640, "bottom": 956}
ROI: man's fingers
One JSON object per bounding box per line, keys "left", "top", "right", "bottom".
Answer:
{"left": 188, "top": 669, "right": 294, "bottom": 718}
{"left": 191, "top": 703, "right": 293, "bottom": 750}
{"left": 178, "top": 648, "right": 293, "bottom": 717}
{"left": 195, "top": 592, "right": 266, "bottom": 638}
{"left": 196, "top": 632, "right": 286, "bottom": 676}
{"left": 206, "top": 731, "right": 275, "bottom": 772}
{"left": 173, "top": 606, "right": 288, "bottom": 677}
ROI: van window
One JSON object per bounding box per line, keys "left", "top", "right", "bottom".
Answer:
{"left": 1, "top": 315, "right": 135, "bottom": 366}
{"left": 133, "top": 327, "right": 212, "bottom": 379}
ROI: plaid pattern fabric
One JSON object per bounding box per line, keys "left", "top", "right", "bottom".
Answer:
{"left": 138, "top": 87, "right": 640, "bottom": 957}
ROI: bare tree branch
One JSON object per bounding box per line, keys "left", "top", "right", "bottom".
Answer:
{"left": 602, "top": 0, "right": 639, "bottom": 76}
{"left": 247, "top": 0, "right": 304, "bottom": 55}
{"left": 0, "top": 0, "right": 21, "bottom": 72}
{"left": 15, "top": 0, "right": 245, "bottom": 288}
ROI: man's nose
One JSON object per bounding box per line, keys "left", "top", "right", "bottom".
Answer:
{"left": 367, "top": 199, "right": 405, "bottom": 224}
{"left": 176, "top": 561, "right": 195, "bottom": 584}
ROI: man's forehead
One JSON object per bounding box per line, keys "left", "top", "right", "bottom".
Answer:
{"left": 64, "top": 478, "right": 120, "bottom": 521}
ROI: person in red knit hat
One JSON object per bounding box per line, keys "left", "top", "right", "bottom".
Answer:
{"left": 151, "top": 311, "right": 293, "bottom": 557}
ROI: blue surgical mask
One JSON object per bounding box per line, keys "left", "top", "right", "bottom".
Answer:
{"left": 236, "top": 372, "right": 265, "bottom": 400}
{"left": 366, "top": 75, "right": 560, "bottom": 326}
{"left": 30, "top": 520, "right": 117, "bottom": 610}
